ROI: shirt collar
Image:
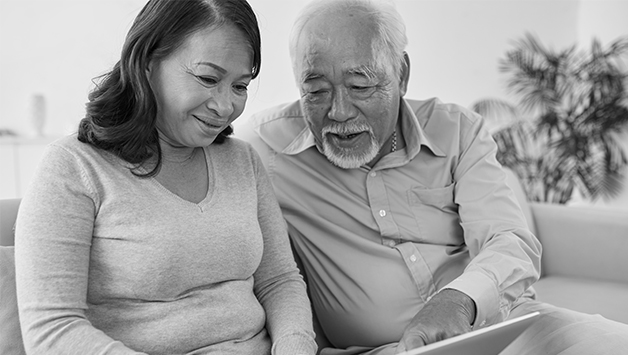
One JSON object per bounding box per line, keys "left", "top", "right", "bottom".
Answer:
{"left": 255, "top": 98, "right": 446, "bottom": 159}
{"left": 399, "top": 99, "right": 446, "bottom": 159}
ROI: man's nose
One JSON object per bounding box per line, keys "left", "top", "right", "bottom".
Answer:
{"left": 328, "top": 88, "right": 356, "bottom": 122}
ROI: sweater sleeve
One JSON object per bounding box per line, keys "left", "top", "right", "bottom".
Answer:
{"left": 14, "top": 143, "right": 146, "bottom": 355}
{"left": 249, "top": 147, "right": 318, "bottom": 355}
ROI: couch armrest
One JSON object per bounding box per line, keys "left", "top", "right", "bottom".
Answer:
{"left": 530, "top": 202, "right": 628, "bottom": 284}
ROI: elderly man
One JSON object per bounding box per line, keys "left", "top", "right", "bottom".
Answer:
{"left": 239, "top": 0, "right": 628, "bottom": 354}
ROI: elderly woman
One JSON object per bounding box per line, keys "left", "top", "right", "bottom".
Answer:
{"left": 14, "top": 1, "right": 316, "bottom": 354}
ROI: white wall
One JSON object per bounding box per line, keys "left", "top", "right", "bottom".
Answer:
{"left": 1, "top": 0, "right": 627, "bottom": 206}
{"left": 0, "top": 0, "right": 147, "bottom": 137}
{"left": 578, "top": 0, "right": 628, "bottom": 44}
{"left": 4, "top": 0, "right": 624, "bottom": 137}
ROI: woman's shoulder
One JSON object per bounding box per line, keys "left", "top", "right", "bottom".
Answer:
{"left": 48, "top": 133, "right": 97, "bottom": 155}
{"left": 44, "top": 134, "right": 129, "bottom": 176}
{"left": 49, "top": 134, "right": 118, "bottom": 160}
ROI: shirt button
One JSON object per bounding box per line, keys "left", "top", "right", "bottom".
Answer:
{"left": 370, "top": 172, "right": 377, "bottom": 177}
{"left": 379, "top": 209, "right": 386, "bottom": 217}
{"left": 410, "top": 254, "right": 417, "bottom": 262}
{"left": 383, "top": 239, "right": 396, "bottom": 247}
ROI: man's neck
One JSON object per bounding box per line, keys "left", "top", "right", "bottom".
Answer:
{"left": 365, "top": 122, "right": 405, "bottom": 168}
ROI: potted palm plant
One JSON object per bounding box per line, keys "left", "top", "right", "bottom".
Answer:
{"left": 473, "top": 33, "right": 628, "bottom": 204}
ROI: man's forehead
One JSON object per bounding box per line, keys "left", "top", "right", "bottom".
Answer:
{"left": 293, "top": 8, "right": 386, "bottom": 82}
{"left": 296, "top": 38, "right": 379, "bottom": 74}
{"left": 299, "top": 57, "right": 381, "bottom": 82}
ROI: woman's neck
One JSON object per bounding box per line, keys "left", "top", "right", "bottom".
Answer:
{"left": 157, "top": 133, "right": 198, "bottom": 164}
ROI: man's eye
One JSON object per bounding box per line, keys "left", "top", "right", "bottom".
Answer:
{"left": 303, "top": 90, "right": 329, "bottom": 103}
{"left": 350, "top": 85, "right": 376, "bottom": 99}
{"left": 310, "top": 89, "right": 330, "bottom": 96}
{"left": 197, "top": 76, "right": 217, "bottom": 85}
{"left": 351, "top": 85, "right": 373, "bottom": 92}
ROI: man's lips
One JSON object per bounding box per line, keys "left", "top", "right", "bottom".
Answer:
{"left": 327, "top": 131, "right": 369, "bottom": 148}
{"left": 332, "top": 132, "right": 364, "bottom": 139}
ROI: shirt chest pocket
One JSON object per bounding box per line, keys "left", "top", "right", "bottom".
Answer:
{"left": 406, "top": 184, "right": 463, "bottom": 245}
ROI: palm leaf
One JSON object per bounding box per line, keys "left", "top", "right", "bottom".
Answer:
{"left": 473, "top": 32, "right": 628, "bottom": 204}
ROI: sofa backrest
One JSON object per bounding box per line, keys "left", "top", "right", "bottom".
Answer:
{"left": 0, "top": 198, "right": 26, "bottom": 353}
{"left": 0, "top": 199, "right": 21, "bottom": 247}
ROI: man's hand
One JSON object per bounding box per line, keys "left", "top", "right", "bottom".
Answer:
{"left": 395, "top": 289, "right": 476, "bottom": 354}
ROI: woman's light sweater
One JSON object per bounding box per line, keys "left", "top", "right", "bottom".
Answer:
{"left": 15, "top": 134, "right": 316, "bottom": 355}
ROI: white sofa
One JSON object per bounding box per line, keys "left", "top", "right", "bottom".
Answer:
{"left": 503, "top": 170, "right": 628, "bottom": 324}
{"left": 0, "top": 198, "right": 24, "bottom": 355}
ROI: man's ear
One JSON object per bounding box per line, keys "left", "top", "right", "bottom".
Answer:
{"left": 399, "top": 52, "right": 410, "bottom": 97}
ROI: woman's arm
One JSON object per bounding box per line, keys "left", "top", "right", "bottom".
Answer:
{"left": 15, "top": 143, "right": 144, "bottom": 355}
{"left": 250, "top": 148, "right": 317, "bottom": 355}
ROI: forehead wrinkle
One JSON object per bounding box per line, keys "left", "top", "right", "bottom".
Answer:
{"left": 297, "top": 36, "right": 332, "bottom": 83}
{"left": 298, "top": 48, "right": 378, "bottom": 84}
{"left": 347, "top": 65, "right": 378, "bottom": 80}
{"left": 296, "top": 23, "right": 380, "bottom": 84}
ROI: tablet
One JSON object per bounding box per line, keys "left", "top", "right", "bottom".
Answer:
{"left": 398, "top": 311, "right": 540, "bottom": 355}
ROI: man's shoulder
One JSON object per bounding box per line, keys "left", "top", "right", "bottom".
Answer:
{"left": 237, "top": 100, "right": 309, "bottom": 154}
{"left": 248, "top": 100, "right": 304, "bottom": 128}
{"left": 408, "top": 97, "right": 482, "bottom": 128}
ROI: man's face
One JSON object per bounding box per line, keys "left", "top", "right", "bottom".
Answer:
{"left": 294, "top": 12, "right": 407, "bottom": 169}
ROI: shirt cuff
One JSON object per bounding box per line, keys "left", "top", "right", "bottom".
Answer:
{"left": 441, "top": 270, "right": 501, "bottom": 330}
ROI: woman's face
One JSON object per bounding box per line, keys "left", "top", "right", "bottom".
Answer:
{"left": 148, "top": 24, "right": 253, "bottom": 148}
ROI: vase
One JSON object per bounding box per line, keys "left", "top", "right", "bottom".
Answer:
{"left": 30, "top": 94, "right": 46, "bottom": 137}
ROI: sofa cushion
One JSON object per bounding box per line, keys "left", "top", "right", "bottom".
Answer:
{"left": 0, "top": 246, "right": 26, "bottom": 355}
{"left": 534, "top": 275, "right": 628, "bottom": 325}
{"left": 530, "top": 202, "right": 628, "bottom": 283}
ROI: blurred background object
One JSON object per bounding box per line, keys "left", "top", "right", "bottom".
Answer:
{"left": 473, "top": 34, "right": 628, "bottom": 205}
{"left": 29, "top": 94, "right": 46, "bottom": 137}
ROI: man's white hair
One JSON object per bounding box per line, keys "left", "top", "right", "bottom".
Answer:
{"left": 288, "top": 0, "right": 408, "bottom": 84}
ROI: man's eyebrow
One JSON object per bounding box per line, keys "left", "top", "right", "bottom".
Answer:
{"left": 301, "top": 72, "right": 324, "bottom": 83}
{"left": 195, "top": 62, "right": 253, "bottom": 79}
{"left": 347, "top": 65, "right": 377, "bottom": 80}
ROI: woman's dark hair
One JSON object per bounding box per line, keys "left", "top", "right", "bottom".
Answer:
{"left": 78, "top": 0, "right": 261, "bottom": 176}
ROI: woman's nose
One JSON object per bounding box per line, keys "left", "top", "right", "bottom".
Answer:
{"left": 205, "top": 85, "right": 235, "bottom": 118}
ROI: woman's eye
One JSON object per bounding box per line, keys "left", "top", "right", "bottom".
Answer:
{"left": 233, "top": 84, "right": 249, "bottom": 93}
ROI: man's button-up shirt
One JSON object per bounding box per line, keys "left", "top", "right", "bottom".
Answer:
{"left": 240, "top": 97, "right": 541, "bottom": 350}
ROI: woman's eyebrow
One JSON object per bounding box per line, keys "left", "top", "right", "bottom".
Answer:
{"left": 195, "top": 62, "right": 253, "bottom": 79}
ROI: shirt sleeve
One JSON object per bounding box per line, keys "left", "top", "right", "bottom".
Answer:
{"left": 249, "top": 147, "right": 318, "bottom": 355}
{"left": 444, "top": 113, "right": 542, "bottom": 329}
{"left": 14, "top": 144, "right": 146, "bottom": 354}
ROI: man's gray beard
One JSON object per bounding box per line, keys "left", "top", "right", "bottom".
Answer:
{"left": 321, "top": 131, "right": 381, "bottom": 169}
